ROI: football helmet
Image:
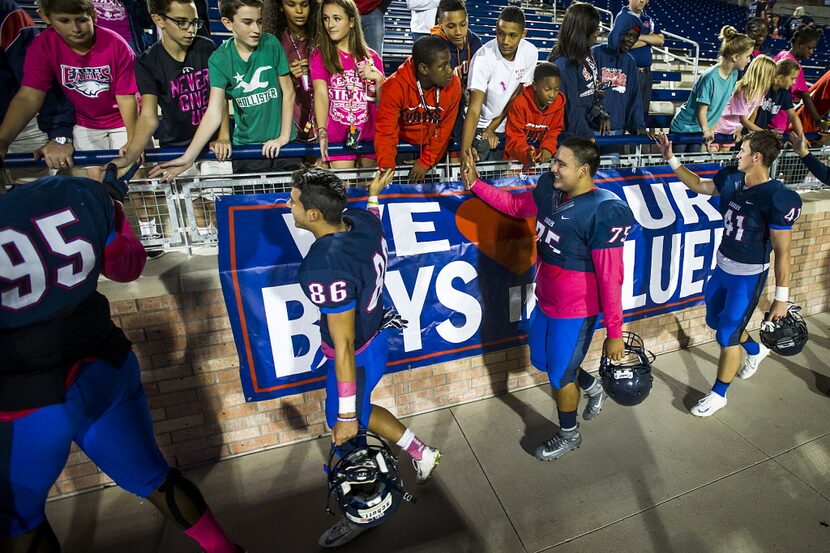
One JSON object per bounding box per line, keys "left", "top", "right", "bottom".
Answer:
{"left": 325, "top": 431, "right": 415, "bottom": 527}
{"left": 599, "top": 331, "right": 655, "bottom": 407}
{"left": 760, "top": 304, "right": 808, "bottom": 356}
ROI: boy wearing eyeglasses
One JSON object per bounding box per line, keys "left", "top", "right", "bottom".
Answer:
{"left": 118, "top": 0, "right": 231, "bottom": 167}
{"left": 0, "top": 0, "right": 138, "bottom": 180}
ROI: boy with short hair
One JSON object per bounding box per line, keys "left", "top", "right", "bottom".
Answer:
{"left": 430, "top": 0, "right": 482, "bottom": 144}
{"left": 504, "top": 62, "right": 565, "bottom": 166}
{"left": 374, "top": 36, "right": 461, "bottom": 183}
{"left": 754, "top": 58, "right": 804, "bottom": 135}
{"left": 116, "top": 0, "right": 231, "bottom": 165}
{"left": 461, "top": 6, "right": 538, "bottom": 164}
{"left": 151, "top": 0, "right": 296, "bottom": 179}
{"left": 0, "top": 0, "right": 138, "bottom": 179}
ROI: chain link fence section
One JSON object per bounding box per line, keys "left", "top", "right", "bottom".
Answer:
{"left": 122, "top": 179, "right": 182, "bottom": 248}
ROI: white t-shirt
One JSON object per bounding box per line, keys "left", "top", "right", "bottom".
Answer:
{"left": 406, "top": 0, "right": 440, "bottom": 34}
{"left": 467, "top": 38, "right": 539, "bottom": 132}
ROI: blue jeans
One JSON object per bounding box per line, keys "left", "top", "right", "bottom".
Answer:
{"left": 362, "top": 9, "right": 385, "bottom": 56}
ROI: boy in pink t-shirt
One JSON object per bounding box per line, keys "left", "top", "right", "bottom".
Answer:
{"left": 0, "top": 0, "right": 138, "bottom": 178}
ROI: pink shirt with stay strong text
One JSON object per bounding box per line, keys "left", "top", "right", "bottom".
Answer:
{"left": 309, "top": 48, "right": 383, "bottom": 143}
{"left": 22, "top": 26, "right": 137, "bottom": 129}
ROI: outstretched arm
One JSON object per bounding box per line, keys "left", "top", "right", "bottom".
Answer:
{"left": 655, "top": 132, "right": 718, "bottom": 195}
{"left": 461, "top": 150, "right": 538, "bottom": 217}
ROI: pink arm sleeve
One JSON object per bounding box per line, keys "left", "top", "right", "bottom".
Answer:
{"left": 470, "top": 179, "right": 538, "bottom": 218}
{"left": 101, "top": 201, "right": 147, "bottom": 282}
{"left": 591, "top": 247, "right": 625, "bottom": 339}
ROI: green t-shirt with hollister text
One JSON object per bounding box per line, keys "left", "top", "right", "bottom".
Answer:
{"left": 208, "top": 33, "right": 296, "bottom": 145}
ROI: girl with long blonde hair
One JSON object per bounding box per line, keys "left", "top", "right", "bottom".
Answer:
{"left": 711, "top": 54, "right": 776, "bottom": 151}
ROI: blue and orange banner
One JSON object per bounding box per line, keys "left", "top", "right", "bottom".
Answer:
{"left": 217, "top": 165, "right": 724, "bottom": 401}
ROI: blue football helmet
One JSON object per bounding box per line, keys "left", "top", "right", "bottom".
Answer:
{"left": 325, "top": 430, "right": 415, "bottom": 527}
{"left": 760, "top": 304, "right": 808, "bottom": 357}
{"left": 599, "top": 331, "right": 655, "bottom": 407}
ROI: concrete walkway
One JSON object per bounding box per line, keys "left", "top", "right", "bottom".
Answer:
{"left": 46, "top": 314, "right": 830, "bottom": 553}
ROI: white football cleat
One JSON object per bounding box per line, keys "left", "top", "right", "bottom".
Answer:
{"left": 690, "top": 392, "right": 728, "bottom": 417}
{"left": 413, "top": 446, "right": 441, "bottom": 484}
{"left": 738, "top": 344, "right": 770, "bottom": 379}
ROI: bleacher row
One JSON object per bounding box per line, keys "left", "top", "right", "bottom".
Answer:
{"left": 12, "top": 0, "right": 830, "bottom": 134}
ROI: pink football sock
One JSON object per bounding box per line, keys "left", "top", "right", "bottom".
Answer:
{"left": 396, "top": 428, "right": 426, "bottom": 461}
{"left": 183, "top": 509, "right": 237, "bottom": 553}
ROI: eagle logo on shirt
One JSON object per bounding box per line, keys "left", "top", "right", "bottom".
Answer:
{"left": 234, "top": 66, "right": 273, "bottom": 94}
{"left": 61, "top": 65, "right": 112, "bottom": 98}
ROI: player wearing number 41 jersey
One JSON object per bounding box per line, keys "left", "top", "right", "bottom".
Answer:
{"left": 657, "top": 130, "right": 802, "bottom": 418}
{"left": 290, "top": 167, "right": 441, "bottom": 549}
{"left": 462, "top": 137, "right": 635, "bottom": 461}
{"left": 0, "top": 170, "right": 240, "bottom": 553}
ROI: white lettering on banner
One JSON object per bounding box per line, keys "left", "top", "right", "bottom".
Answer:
{"left": 711, "top": 228, "right": 724, "bottom": 269}
{"left": 623, "top": 183, "right": 676, "bottom": 229}
{"left": 667, "top": 182, "right": 722, "bottom": 225}
{"left": 649, "top": 233, "right": 682, "bottom": 304}
{"left": 435, "top": 261, "right": 482, "bottom": 343}
{"left": 281, "top": 214, "right": 315, "bottom": 257}
{"left": 261, "top": 284, "right": 325, "bottom": 377}
{"left": 622, "top": 240, "right": 646, "bottom": 309}
{"left": 384, "top": 266, "right": 434, "bottom": 351}
{"left": 679, "top": 230, "right": 710, "bottom": 297}
{"left": 387, "top": 203, "right": 451, "bottom": 257}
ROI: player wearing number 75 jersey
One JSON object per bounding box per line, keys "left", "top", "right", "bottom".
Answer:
{"left": 461, "top": 137, "right": 635, "bottom": 462}
{"left": 290, "top": 167, "right": 441, "bottom": 549}
{"left": 656, "top": 130, "right": 802, "bottom": 418}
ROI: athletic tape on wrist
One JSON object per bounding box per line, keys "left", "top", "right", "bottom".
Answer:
{"left": 774, "top": 286, "right": 789, "bottom": 302}
{"left": 339, "top": 395, "right": 357, "bottom": 414}
{"left": 668, "top": 156, "right": 681, "bottom": 170}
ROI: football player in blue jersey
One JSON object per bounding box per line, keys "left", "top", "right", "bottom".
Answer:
{"left": 0, "top": 168, "right": 240, "bottom": 553}
{"left": 657, "top": 130, "right": 802, "bottom": 416}
{"left": 288, "top": 167, "right": 441, "bottom": 548}
{"left": 461, "top": 137, "right": 634, "bottom": 460}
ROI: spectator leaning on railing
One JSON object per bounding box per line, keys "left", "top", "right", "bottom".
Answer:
{"left": 795, "top": 70, "right": 830, "bottom": 136}
{"left": 503, "top": 61, "right": 564, "bottom": 166}
{"left": 669, "top": 26, "right": 754, "bottom": 152}
{"left": 0, "top": 0, "right": 138, "bottom": 181}
{"left": 374, "top": 36, "right": 460, "bottom": 183}
{"left": 772, "top": 24, "right": 822, "bottom": 132}
{"left": 461, "top": 6, "right": 537, "bottom": 164}
{"left": 263, "top": 0, "right": 320, "bottom": 144}
{"left": 311, "top": 0, "right": 384, "bottom": 169}
{"left": 0, "top": 0, "right": 76, "bottom": 184}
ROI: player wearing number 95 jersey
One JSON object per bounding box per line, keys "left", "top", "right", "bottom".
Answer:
{"left": 656, "top": 130, "right": 802, "bottom": 418}
{"left": 0, "top": 172, "right": 240, "bottom": 553}
{"left": 461, "top": 137, "right": 635, "bottom": 462}
{"left": 290, "top": 167, "right": 441, "bottom": 549}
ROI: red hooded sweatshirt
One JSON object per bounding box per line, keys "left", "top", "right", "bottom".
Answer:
{"left": 374, "top": 57, "right": 462, "bottom": 169}
{"left": 505, "top": 84, "right": 566, "bottom": 165}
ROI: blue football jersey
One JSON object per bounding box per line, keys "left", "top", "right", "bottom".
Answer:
{"left": 0, "top": 176, "right": 115, "bottom": 329}
{"left": 532, "top": 173, "right": 636, "bottom": 272}
{"left": 298, "top": 208, "right": 388, "bottom": 351}
{"left": 714, "top": 167, "right": 802, "bottom": 266}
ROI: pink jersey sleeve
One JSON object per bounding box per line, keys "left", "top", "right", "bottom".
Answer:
{"left": 102, "top": 201, "right": 147, "bottom": 282}
{"left": 591, "top": 247, "right": 625, "bottom": 339}
{"left": 112, "top": 36, "right": 137, "bottom": 95}
{"left": 470, "top": 178, "right": 538, "bottom": 218}
{"left": 20, "top": 32, "right": 55, "bottom": 92}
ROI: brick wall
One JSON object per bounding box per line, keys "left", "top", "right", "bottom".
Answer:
{"left": 48, "top": 209, "right": 830, "bottom": 499}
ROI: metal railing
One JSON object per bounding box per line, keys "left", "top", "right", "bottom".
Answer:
{"left": 3, "top": 136, "right": 827, "bottom": 253}
{"left": 657, "top": 30, "right": 701, "bottom": 81}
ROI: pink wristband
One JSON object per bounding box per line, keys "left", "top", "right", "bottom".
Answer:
{"left": 337, "top": 381, "right": 357, "bottom": 397}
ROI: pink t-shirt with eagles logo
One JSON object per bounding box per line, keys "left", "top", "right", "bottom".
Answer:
{"left": 22, "top": 26, "right": 137, "bottom": 129}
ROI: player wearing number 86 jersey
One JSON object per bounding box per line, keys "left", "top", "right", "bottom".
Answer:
{"left": 290, "top": 167, "right": 441, "bottom": 548}
{"left": 462, "top": 137, "right": 635, "bottom": 461}
{"left": 657, "top": 130, "right": 801, "bottom": 418}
